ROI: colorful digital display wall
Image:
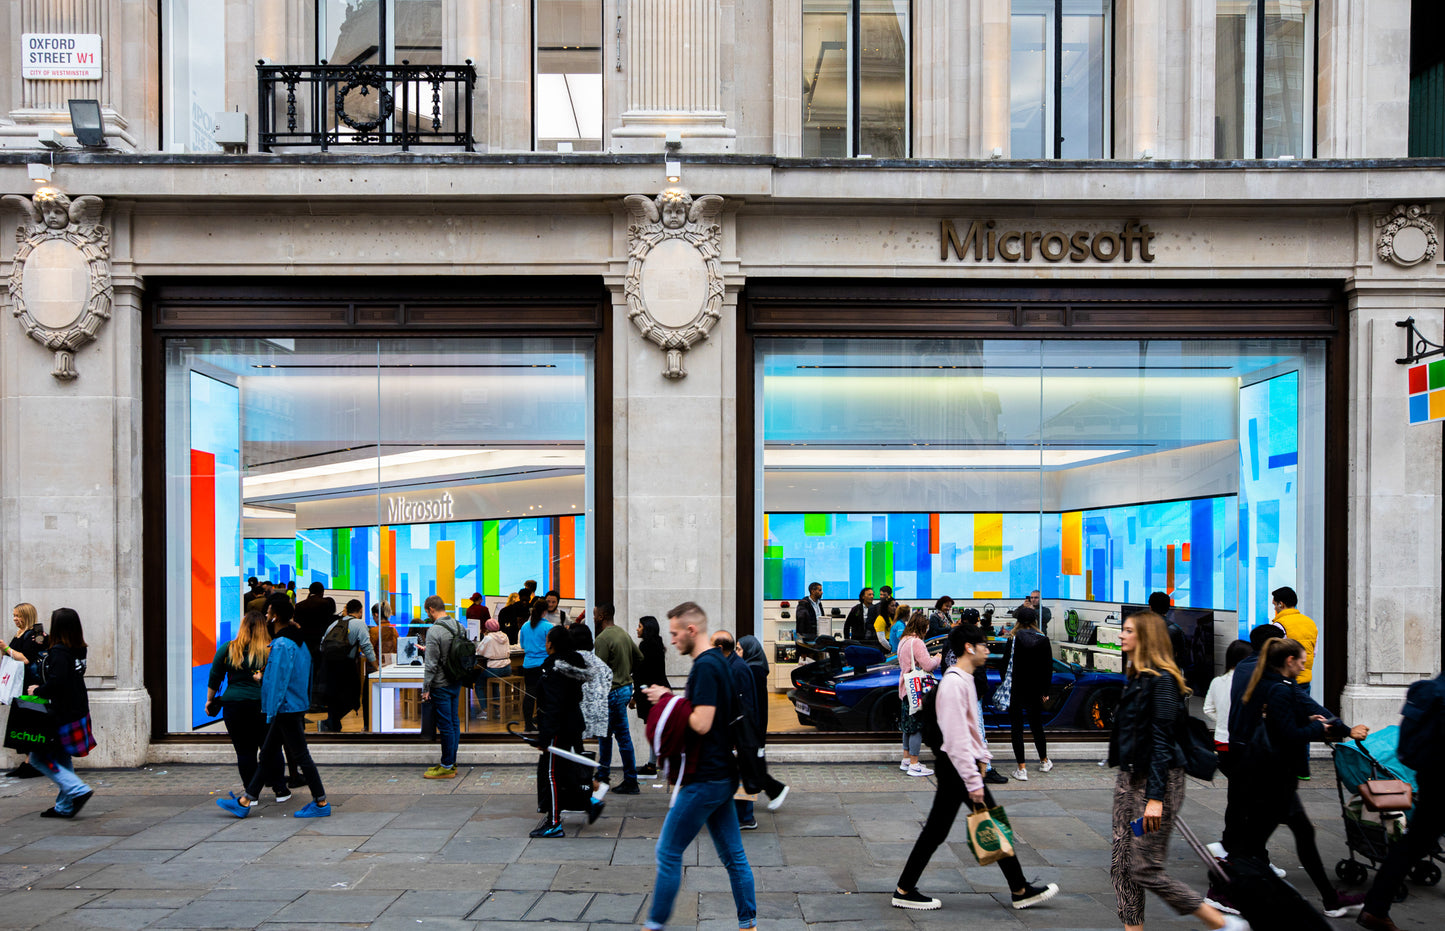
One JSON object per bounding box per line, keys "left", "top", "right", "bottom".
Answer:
{"left": 242, "top": 514, "right": 586, "bottom": 630}
{"left": 1237, "top": 372, "right": 1300, "bottom": 632}
{"left": 763, "top": 497, "right": 1237, "bottom": 610}
{"left": 189, "top": 372, "right": 241, "bottom": 728}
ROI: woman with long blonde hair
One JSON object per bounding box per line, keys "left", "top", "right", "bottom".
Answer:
{"left": 4, "top": 602, "right": 47, "bottom": 778}
{"left": 206, "top": 612, "right": 289, "bottom": 801}
{"left": 1107, "top": 611, "right": 1242, "bottom": 931}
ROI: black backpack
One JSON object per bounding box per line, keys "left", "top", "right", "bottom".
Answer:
{"left": 1397, "top": 673, "right": 1445, "bottom": 772}
{"left": 915, "top": 670, "right": 946, "bottom": 753}
{"left": 320, "top": 617, "right": 351, "bottom": 659}
{"left": 436, "top": 617, "right": 478, "bottom": 686}
{"left": 707, "top": 650, "right": 767, "bottom": 794}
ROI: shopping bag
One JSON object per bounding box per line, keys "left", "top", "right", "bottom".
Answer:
{"left": 3, "top": 695, "right": 54, "bottom": 752}
{"left": 0, "top": 655, "right": 24, "bottom": 705}
{"left": 58, "top": 714, "right": 97, "bottom": 758}
{"left": 992, "top": 651, "right": 1016, "bottom": 712}
{"left": 901, "top": 668, "right": 932, "bottom": 715}
{"left": 965, "top": 805, "right": 1016, "bottom": 866}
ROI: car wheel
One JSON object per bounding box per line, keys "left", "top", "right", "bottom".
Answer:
{"left": 1080, "top": 687, "right": 1121, "bottom": 730}
{"left": 868, "top": 694, "right": 902, "bottom": 732}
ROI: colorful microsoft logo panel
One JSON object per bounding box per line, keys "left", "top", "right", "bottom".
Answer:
{"left": 1408, "top": 359, "right": 1445, "bottom": 424}
{"left": 763, "top": 498, "right": 1235, "bottom": 609}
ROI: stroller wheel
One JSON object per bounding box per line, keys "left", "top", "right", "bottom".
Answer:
{"left": 1393, "top": 882, "right": 1410, "bottom": 904}
{"left": 1409, "top": 861, "right": 1442, "bottom": 887}
{"left": 1337, "top": 859, "right": 1370, "bottom": 885}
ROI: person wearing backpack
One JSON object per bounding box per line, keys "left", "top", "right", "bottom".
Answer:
{"left": 1357, "top": 671, "right": 1445, "bottom": 931}
{"left": 420, "top": 595, "right": 470, "bottom": 779}
{"left": 893, "top": 623, "right": 1058, "bottom": 912}
{"left": 320, "top": 600, "right": 377, "bottom": 733}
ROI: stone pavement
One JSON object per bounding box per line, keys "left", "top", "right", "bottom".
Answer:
{"left": 0, "top": 759, "right": 1437, "bottom": 930}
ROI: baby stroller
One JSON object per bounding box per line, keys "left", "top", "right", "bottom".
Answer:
{"left": 1332, "top": 726, "right": 1443, "bottom": 898}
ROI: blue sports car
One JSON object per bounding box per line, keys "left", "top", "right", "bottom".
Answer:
{"left": 786, "top": 636, "right": 1125, "bottom": 733}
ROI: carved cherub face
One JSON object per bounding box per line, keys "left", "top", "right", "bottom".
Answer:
{"left": 659, "top": 190, "right": 691, "bottom": 229}
{"left": 33, "top": 190, "right": 71, "bottom": 230}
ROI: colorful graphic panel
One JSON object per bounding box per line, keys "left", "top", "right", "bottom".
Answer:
{"left": 1238, "top": 372, "right": 1300, "bottom": 634}
{"left": 764, "top": 498, "right": 1236, "bottom": 610}
{"left": 189, "top": 373, "right": 241, "bottom": 728}
{"left": 1407, "top": 359, "right": 1445, "bottom": 424}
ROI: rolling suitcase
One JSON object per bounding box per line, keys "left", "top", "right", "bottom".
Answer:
{"left": 1175, "top": 817, "right": 1332, "bottom": 931}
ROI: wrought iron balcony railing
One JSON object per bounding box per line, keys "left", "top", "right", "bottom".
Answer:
{"left": 257, "top": 61, "right": 476, "bottom": 152}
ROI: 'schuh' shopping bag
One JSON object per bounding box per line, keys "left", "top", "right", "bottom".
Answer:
{"left": 3, "top": 695, "right": 54, "bottom": 753}
{"left": 965, "top": 805, "right": 1017, "bottom": 866}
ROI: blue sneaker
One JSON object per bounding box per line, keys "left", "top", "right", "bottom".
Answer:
{"left": 216, "top": 797, "right": 251, "bottom": 818}
{"left": 294, "top": 801, "right": 331, "bottom": 818}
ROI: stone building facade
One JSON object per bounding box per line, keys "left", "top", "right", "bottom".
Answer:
{"left": 0, "top": 0, "right": 1440, "bottom": 765}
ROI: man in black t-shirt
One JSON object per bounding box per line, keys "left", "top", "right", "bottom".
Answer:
{"left": 641, "top": 602, "right": 756, "bottom": 931}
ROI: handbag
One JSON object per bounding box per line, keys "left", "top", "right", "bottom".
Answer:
{"left": 965, "top": 804, "right": 1017, "bottom": 866}
{"left": 1176, "top": 711, "right": 1219, "bottom": 781}
{"left": 3, "top": 695, "right": 55, "bottom": 752}
{"left": 1358, "top": 779, "right": 1413, "bottom": 812}
{"left": 0, "top": 655, "right": 24, "bottom": 705}
{"left": 992, "top": 649, "right": 1016, "bottom": 712}
{"left": 1244, "top": 703, "right": 1274, "bottom": 766}
{"left": 900, "top": 640, "right": 933, "bottom": 714}
{"left": 57, "top": 713, "right": 97, "bottom": 758}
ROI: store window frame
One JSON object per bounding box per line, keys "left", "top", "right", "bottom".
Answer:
{"left": 141, "top": 277, "right": 612, "bottom": 743}
{"left": 736, "top": 278, "right": 1347, "bottom": 741}
{"left": 1215, "top": 0, "right": 1319, "bottom": 159}
{"left": 802, "top": 0, "right": 913, "bottom": 159}
{"left": 1009, "top": 0, "right": 1114, "bottom": 160}
{"left": 532, "top": 0, "right": 605, "bottom": 152}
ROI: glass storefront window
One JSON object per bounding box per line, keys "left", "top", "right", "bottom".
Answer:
{"left": 1010, "top": 0, "right": 1110, "bottom": 159}
{"left": 803, "top": 0, "right": 910, "bottom": 158}
{"left": 164, "top": 337, "right": 593, "bottom": 735}
{"left": 1216, "top": 0, "right": 1316, "bottom": 159}
{"left": 161, "top": 0, "right": 226, "bottom": 152}
{"left": 759, "top": 338, "right": 1324, "bottom": 736}
{"left": 535, "top": 0, "right": 603, "bottom": 151}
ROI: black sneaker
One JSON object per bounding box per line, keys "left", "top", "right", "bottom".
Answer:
{"left": 274, "top": 790, "right": 293, "bottom": 803}
{"left": 6, "top": 761, "right": 43, "bottom": 779}
{"left": 891, "top": 888, "right": 941, "bottom": 910}
{"left": 70, "top": 790, "right": 94, "bottom": 815}
{"left": 984, "top": 769, "right": 1009, "bottom": 785}
{"left": 637, "top": 763, "right": 658, "bottom": 777}
{"left": 613, "top": 779, "right": 641, "bottom": 795}
{"left": 529, "top": 819, "right": 565, "bottom": 838}
{"left": 739, "top": 819, "right": 758, "bottom": 831}
{"left": 587, "top": 801, "right": 606, "bottom": 825}
{"left": 1011, "top": 881, "right": 1059, "bottom": 910}
{"left": 287, "top": 772, "right": 308, "bottom": 788}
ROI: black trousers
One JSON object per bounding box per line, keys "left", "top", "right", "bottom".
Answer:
{"left": 897, "top": 753, "right": 1028, "bottom": 893}
{"left": 245, "top": 712, "right": 325, "bottom": 802}
{"left": 536, "top": 737, "right": 590, "bottom": 822}
{"left": 221, "top": 700, "right": 286, "bottom": 795}
{"left": 522, "top": 666, "right": 544, "bottom": 730}
{"left": 1228, "top": 777, "right": 1337, "bottom": 906}
{"left": 1010, "top": 700, "right": 1047, "bottom": 765}
{"left": 1364, "top": 777, "right": 1444, "bottom": 917}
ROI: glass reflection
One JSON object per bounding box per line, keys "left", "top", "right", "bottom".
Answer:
{"left": 1215, "top": 0, "right": 1315, "bottom": 158}
{"left": 535, "top": 0, "right": 603, "bottom": 151}
{"left": 1010, "top": 0, "right": 1109, "bottom": 159}
{"left": 803, "top": 0, "right": 910, "bottom": 158}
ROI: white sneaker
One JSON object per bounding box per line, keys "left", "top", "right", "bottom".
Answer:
{"left": 1012, "top": 768, "right": 1028, "bottom": 781}
{"left": 1270, "top": 862, "right": 1286, "bottom": 878}
{"left": 1207, "top": 842, "right": 1229, "bottom": 860}
{"left": 1039, "top": 759, "right": 1053, "bottom": 773}
{"left": 1220, "top": 916, "right": 1250, "bottom": 931}
{"left": 900, "top": 758, "right": 912, "bottom": 771}
{"left": 907, "top": 763, "right": 934, "bottom": 777}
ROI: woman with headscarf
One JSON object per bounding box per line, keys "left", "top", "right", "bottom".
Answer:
{"left": 532, "top": 625, "right": 600, "bottom": 838}
{"left": 734, "top": 634, "right": 790, "bottom": 823}
{"left": 633, "top": 616, "right": 670, "bottom": 776}
{"left": 474, "top": 618, "right": 512, "bottom": 720}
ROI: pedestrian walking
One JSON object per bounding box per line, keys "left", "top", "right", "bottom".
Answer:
{"left": 733, "top": 634, "right": 789, "bottom": 817}
{"left": 215, "top": 594, "right": 329, "bottom": 819}
{"left": 26, "top": 608, "right": 96, "bottom": 819}
{"left": 319, "top": 599, "right": 377, "bottom": 733}
{"left": 421, "top": 595, "right": 466, "bottom": 779}
{"left": 593, "top": 603, "right": 642, "bottom": 795}
{"left": 4, "top": 602, "right": 46, "bottom": 778}
{"left": 205, "top": 611, "right": 288, "bottom": 802}
{"left": 1221, "top": 637, "right": 1366, "bottom": 918}
{"left": 532, "top": 625, "right": 598, "bottom": 838}
{"left": 1004, "top": 605, "right": 1052, "bottom": 781}
{"left": 633, "top": 615, "right": 670, "bottom": 777}
{"left": 1200, "top": 640, "right": 1252, "bottom": 778}
{"left": 1107, "top": 610, "right": 1244, "bottom": 931}
{"left": 896, "top": 610, "right": 938, "bottom": 777}
{"left": 519, "top": 598, "right": 553, "bottom": 730}
{"left": 567, "top": 623, "right": 612, "bottom": 756}
{"left": 892, "top": 623, "right": 1058, "bottom": 911}
{"left": 640, "top": 602, "right": 756, "bottom": 931}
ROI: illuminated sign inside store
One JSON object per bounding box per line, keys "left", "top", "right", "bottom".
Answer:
{"left": 941, "top": 219, "right": 1157, "bottom": 263}
{"left": 386, "top": 492, "right": 455, "bottom": 524}
{"left": 21, "top": 34, "right": 101, "bottom": 80}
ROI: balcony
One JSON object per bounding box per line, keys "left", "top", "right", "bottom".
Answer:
{"left": 257, "top": 61, "right": 476, "bottom": 152}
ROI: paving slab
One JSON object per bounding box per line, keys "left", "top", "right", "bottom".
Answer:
{"left": 270, "top": 890, "right": 401, "bottom": 923}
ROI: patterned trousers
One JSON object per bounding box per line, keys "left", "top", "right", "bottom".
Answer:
{"left": 1110, "top": 767, "right": 1204, "bottom": 925}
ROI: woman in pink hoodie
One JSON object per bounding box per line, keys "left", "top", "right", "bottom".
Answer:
{"left": 891, "top": 624, "right": 1059, "bottom": 913}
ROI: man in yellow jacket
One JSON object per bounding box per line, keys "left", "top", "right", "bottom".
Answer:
{"left": 1271, "top": 586, "right": 1318, "bottom": 685}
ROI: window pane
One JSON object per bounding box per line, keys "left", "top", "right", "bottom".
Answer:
{"left": 803, "top": 0, "right": 850, "bottom": 157}
{"left": 1010, "top": 7, "right": 1049, "bottom": 158}
{"left": 1215, "top": 2, "right": 1252, "bottom": 158}
{"left": 394, "top": 0, "right": 442, "bottom": 64}
{"left": 163, "top": 0, "right": 226, "bottom": 152}
{"left": 323, "top": 0, "right": 382, "bottom": 65}
{"left": 857, "top": 0, "right": 909, "bottom": 158}
{"left": 1060, "top": 0, "right": 1108, "bottom": 159}
{"left": 1262, "top": 1, "right": 1313, "bottom": 158}
{"left": 536, "top": 0, "right": 603, "bottom": 151}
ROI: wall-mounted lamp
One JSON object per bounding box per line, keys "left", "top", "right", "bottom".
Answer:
{"left": 666, "top": 159, "right": 681, "bottom": 184}
{"left": 27, "top": 162, "right": 52, "bottom": 183}
{"left": 665, "top": 130, "right": 682, "bottom": 152}
{"left": 67, "top": 99, "right": 106, "bottom": 147}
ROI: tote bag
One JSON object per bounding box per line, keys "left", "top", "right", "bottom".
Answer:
{"left": 0, "top": 655, "right": 24, "bottom": 705}
{"left": 965, "top": 804, "right": 1017, "bottom": 866}
{"left": 992, "top": 650, "right": 1016, "bottom": 712}
{"left": 900, "top": 639, "right": 933, "bottom": 714}
{"left": 3, "top": 695, "right": 54, "bottom": 753}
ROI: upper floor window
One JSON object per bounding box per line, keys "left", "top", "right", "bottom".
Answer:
{"left": 535, "top": 0, "right": 603, "bottom": 151}
{"left": 163, "top": 0, "right": 227, "bottom": 152}
{"left": 1216, "top": 1, "right": 1316, "bottom": 159}
{"left": 318, "top": 0, "right": 442, "bottom": 66}
{"left": 1010, "top": 0, "right": 1111, "bottom": 159}
{"left": 802, "top": 0, "right": 911, "bottom": 158}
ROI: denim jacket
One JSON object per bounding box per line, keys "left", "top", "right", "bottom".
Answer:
{"left": 260, "top": 628, "right": 311, "bottom": 721}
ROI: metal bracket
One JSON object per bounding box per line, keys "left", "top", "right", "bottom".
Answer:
{"left": 1396, "top": 317, "right": 1445, "bottom": 365}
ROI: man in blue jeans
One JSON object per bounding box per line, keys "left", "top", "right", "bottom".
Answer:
{"left": 593, "top": 603, "right": 642, "bottom": 794}
{"left": 641, "top": 602, "right": 756, "bottom": 931}
{"left": 421, "top": 595, "right": 463, "bottom": 779}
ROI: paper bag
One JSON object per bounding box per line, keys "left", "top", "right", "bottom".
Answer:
{"left": 965, "top": 805, "right": 1016, "bottom": 866}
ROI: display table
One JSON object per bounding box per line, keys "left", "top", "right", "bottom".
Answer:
{"left": 367, "top": 664, "right": 470, "bottom": 733}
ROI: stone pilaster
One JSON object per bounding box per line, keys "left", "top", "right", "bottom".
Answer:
{"left": 1317, "top": 0, "right": 1411, "bottom": 158}
{"left": 611, "top": 0, "right": 735, "bottom": 152}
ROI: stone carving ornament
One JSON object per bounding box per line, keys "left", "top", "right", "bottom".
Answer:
{"left": 1375, "top": 203, "right": 1438, "bottom": 268}
{"left": 623, "top": 188, "right": 725, "bottom": 379}
{"left": 2, "top": 190, "right": 111, "bottom": 380}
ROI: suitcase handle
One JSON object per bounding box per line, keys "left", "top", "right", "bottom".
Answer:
{"left": 1174, "top": 817, "right": 1230, "bottom": 886}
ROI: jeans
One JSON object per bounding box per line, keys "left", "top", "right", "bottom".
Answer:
{"left": 897, "top": 754, "right": 1027, "bottom": 893}
{"left": 597, "top": 686, "right": 637, "bottom": 783}
{"left": 221, "top": 700, "right": 285, "bottom": 795}
{"left": 30, "top": 750, "right": 91, "bottom": 815}
{"left": 245, "top": 712, "right": 325, "bottom": 802}
{"left": 647, "top": 778, "right": 756, "bottom": 930}
{"left": 431, "top": 683, "right": 461, "bottom": 767}
{"left": 1365, "top": 776, "right": 1444, "bottom": 917}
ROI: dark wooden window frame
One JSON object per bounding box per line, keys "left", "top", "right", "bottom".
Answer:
{"left": 143, "top": 276, "right": 612, "bottom": 742}
{"left": 736, "top": 278, "right": 1348, "bottom": 732}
